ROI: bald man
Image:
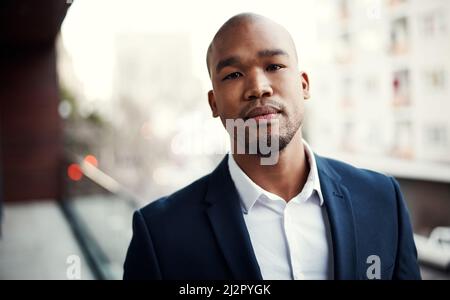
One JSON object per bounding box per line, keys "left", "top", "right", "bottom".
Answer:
{"left": 123, "top": 13, "right": 421, "bottom": 280}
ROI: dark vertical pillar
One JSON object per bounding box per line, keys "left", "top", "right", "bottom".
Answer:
{"left": 0, "top": 0, "right": 68, "bottom": 202}
{"left": 0, "top": 46, "right": 62, "bottom": 202}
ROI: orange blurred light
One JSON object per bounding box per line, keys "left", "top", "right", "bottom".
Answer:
{"left": 84, "top": 154, "right": 98, "bottom": 167}
{"left": 68, "top": 164, "right": 83, "bottom": 181}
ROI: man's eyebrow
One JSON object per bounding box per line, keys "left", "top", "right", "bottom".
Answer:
{"left": 215, "top": 49, "right": 288, "bottom": 74}
{"left": 258, "top": 49, "right": 289, "bottom": 58}
{"left": 215, "top": 56, "right": 240, "bottom": 74}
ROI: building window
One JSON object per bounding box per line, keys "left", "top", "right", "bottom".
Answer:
{"left": 392, "top": 120, "right": 413, "bottom": 159}
{"left": 392, "top": 69, "right": 410, "bottom": 106}
{"left": 340, "top": 76, "right": 353, "bottom": 107}
{"left": 364, "top": 76, "right": 379, "bottom": 97}
{"left": 338, "top": 0, "right": 350, "bottom": 20}
{"left": 424, "top": 68, "right": 447, "bottom": 92}
{"left": 390, "top": 17, "right": 409, "bottom": 54}
{"left": 422, "top": 10, "right": 447, "bottom": 37}
{"left": 425, "top": 125, "right": 448, "bottom": 148}
{"left": 340, "top": 121, "right": 356, "bottom": 152}
{"left": 336, "top": 31, "right": 352, "bottom": 64}
{"left": 365, "top": 121, "right": 382, "bottom": 149}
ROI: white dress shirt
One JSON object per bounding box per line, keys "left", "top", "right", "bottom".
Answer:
{"left": 228, "top": 139, "right": 334, "bottom": 280}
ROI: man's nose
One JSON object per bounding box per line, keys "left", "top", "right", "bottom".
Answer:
{"left": 244, "top": 70, "right": 273, "bottom": 100}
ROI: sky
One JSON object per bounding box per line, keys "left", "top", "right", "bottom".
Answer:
{"left": 60, "top": 0, "right": 324, "bottom": 101}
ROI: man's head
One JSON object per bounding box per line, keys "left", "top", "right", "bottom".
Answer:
{"left": 206, "top": 13, "right": 310, "bottom": 154}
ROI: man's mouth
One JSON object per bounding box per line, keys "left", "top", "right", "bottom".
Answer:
{"left": 244, "top": 106, "right": 281, "bottom": 121}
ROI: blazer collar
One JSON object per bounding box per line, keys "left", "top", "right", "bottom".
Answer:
{"left": 315, "top": 154, "right": 359, "bottom": 279}
{"left": 205, "top": 155, "right": 263, "bottom": 280}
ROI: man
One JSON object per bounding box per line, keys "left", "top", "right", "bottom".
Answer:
{"left": 123, "top": 13, "right": 421, "bottom": 280}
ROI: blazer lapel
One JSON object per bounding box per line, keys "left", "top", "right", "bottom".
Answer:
{"left": 316, "top": 155, "right": 359, "bottom": 279}
{"left": 205, "top": 156, "right": 263, "bottom": 280}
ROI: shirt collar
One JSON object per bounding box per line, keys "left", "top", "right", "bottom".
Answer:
{"left": 228, "top": 139, "right": 324, "bottom": 214}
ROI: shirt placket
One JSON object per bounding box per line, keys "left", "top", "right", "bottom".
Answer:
{"left": 283, "top": 202, "right": 305, "bottom": 280}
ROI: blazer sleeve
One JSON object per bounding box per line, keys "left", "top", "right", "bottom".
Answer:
{"left": 123, "top": 210, "right": 162, "bottom": 280}
{"left": 390, "top": 177, "right": 422, "bottom": 280}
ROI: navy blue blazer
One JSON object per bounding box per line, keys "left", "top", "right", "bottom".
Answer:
{"left": 123, "top": 154, "right": 421, "bottom": 280}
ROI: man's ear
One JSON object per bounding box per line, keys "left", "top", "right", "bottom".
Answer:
{"left": 208, "top": 90, "right": 219, "bottom": 117}
{"left": 301, "top": 72, "right": 310, "bottom": 100}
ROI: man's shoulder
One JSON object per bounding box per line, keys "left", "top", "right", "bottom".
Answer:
{"left": 319, "top": 155, "right": 400, "bottom": 215}
{"left": 138, "top": 173, "right": 211, "bottom": 219}
{"left": 318, "top": 155, "right": 395, "bottom": 189}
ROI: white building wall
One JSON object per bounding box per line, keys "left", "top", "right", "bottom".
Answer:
{"left": 307, "top": 0, "right": 450, "bottom": 181}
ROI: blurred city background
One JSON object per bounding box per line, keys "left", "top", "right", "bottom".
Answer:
{"left": 0, "top": 0, "right": 449, "bottom": 279}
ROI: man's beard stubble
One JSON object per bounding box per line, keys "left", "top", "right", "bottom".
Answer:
{"left": 234, "top": 113, "right": 303, "bottom": 157}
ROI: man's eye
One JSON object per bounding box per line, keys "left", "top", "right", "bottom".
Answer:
{"left": 222, "top": 72, "right": 242, "bottom": 81}
{"left": 266, "top": 64, "right": 283, "bottom": 71}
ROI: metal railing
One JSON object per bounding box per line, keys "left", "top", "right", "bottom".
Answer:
{"left": 60, "top": 152, "right": 141, "bottom": 279}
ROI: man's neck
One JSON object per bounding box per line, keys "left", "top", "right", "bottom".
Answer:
{"left": 232, "top": 130, "right": 310, "bottom": 202}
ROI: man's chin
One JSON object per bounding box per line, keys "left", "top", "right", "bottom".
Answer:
{"left": 234, "top": 134, "right": 287, "bottom": 155}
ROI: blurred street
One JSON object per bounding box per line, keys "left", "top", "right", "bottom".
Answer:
{"left": 0, "top": 201, "right": 94, "bottom": 280}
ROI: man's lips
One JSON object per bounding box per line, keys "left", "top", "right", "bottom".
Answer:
{"left": 244, "top": 106, "right": 281, "bottom": 120}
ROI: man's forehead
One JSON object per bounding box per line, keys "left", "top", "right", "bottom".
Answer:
{"left": 212, "top": 26, "right": 295, "bottom": 60}
{"left": 207, "top": 14, "right": 298, "bottom": 75}
{"left": 214, "top": 20, "right": 292, "bottom": 50}
{"left": 213, "top": 47, "right": 291, "bottom": 66}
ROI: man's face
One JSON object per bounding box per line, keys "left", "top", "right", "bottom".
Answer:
{"left": 208, "top": 20, "right": 310, "bottom": 153}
